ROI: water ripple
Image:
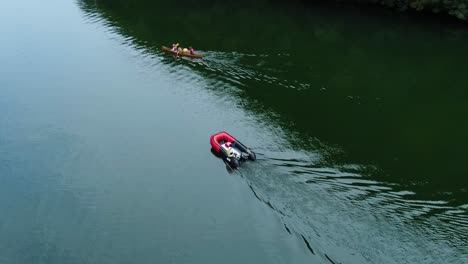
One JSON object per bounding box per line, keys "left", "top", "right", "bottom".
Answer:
{"left": 77, "top": 3, "right": 468, "bottom": 262}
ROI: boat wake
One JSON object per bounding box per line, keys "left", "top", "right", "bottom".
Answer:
{"left": 162, "top": 49, "right": 468, "bottom": 263}
{"left": 77, "top": 6, "right": 468, "bottom": 261}
{"left": 234, "top": 146, "right": 468, "bottom": 264}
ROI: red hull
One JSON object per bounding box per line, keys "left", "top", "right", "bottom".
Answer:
{"left": 210, "top": 131, "right": 237, "bottom": 152}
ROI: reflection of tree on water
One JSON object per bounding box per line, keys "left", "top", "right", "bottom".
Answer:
{"left": 81, "top": 0, "right": 468, "bottom": 208}
{"left": 80, "top": 1, "right": 468, "bottom": 261}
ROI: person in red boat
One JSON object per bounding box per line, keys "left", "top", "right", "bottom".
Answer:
{"left": 189, "top": 46, "right": 195, "bottom": 55}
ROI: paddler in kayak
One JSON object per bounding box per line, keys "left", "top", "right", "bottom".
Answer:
{"left": 172, "top": 43, "right": 183, "bottom": 58}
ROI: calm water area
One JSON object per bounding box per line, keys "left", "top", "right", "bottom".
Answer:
{"left": 0, "top": 0, "right": 467, "bottom": 263}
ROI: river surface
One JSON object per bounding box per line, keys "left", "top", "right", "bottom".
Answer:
{"left": 1, "top": 0, "right": 467, "bottom": 263}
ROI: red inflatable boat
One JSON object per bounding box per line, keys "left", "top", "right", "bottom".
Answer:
{"left": 210, "top": 131, "right": 256, "bottom": 168}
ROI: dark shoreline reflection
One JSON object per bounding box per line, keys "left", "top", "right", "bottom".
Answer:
{"left": 79, "top": 0, "right": 468, "bottom": 205}
{"left": 79, "top": 0, "right": 468, "bottom": 259}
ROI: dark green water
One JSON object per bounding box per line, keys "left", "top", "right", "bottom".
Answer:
{"left": 1, "top": 0, "right": 467, "bottom": 263}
